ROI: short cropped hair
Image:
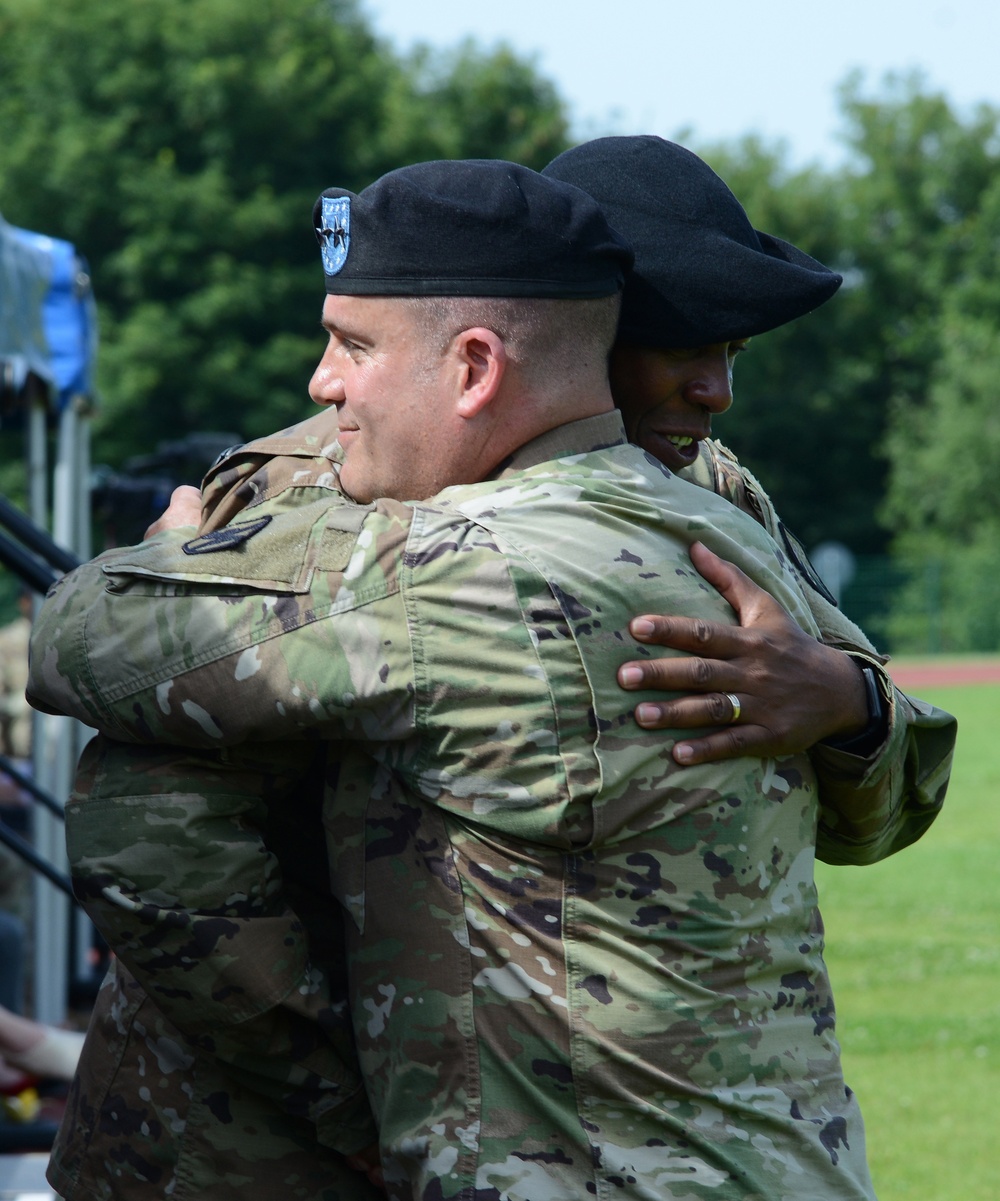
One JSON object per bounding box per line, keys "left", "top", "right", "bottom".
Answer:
{"left": 403, "top": 294, "right": 620, "bottom": 390}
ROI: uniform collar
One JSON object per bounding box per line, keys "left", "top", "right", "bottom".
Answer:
{"left": 490, "top": 411, "right": 628, "bottom": 479}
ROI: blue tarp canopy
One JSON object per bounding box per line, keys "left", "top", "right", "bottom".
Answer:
{"left": 0, "top": 213, "right": 97, "bottom": 412}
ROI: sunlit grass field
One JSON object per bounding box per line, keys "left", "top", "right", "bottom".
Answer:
{"left": 815, "top": 680, "right": 1000, "bottom": 1200}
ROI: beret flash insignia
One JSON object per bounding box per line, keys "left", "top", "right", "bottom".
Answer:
{"left": 318, "top": 195, "right": 350, "bottom": 276}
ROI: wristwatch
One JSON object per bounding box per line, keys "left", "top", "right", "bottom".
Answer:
{"left": 820, "top": 662, "right": 889, "bottom": 757}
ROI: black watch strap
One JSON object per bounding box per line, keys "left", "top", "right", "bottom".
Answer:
{"left": 821, "top": 664, "right": 889, "bottom": 757}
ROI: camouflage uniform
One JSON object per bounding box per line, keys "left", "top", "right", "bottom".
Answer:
{"left": 31, "top": 411, "right": 888, "bottom": 1199}
{"left": 47, "top": 737, "right": 380, "bottom": 1201}
{"left": 676, "top": 439, "right": 955, "bottom": 864}
{"left": 40, "top": 418, "right": 383, "bottom": 1201}
{"left": 199, "top": 406, "right": 957, "bottom": 867}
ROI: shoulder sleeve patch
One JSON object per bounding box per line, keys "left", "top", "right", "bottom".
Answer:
{"left": 103, "top": 499, "right": 335, "bottom": 593}
{"left": 182, "top": 515, "right": 272, "bottom": 555}
{"left": 778, "top": 521, "right": 839, "bottom": 607}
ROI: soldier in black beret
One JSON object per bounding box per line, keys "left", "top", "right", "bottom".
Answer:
{"left": 37, "top": 153, "right": 950, "bottom": 1201}
{"left": 308, "top": 157, "right": 632, "bottom": 502}
{"left": 34, "top": 153, "right": 897, "bottom": 1200}
{"left": 543, "top": 134, "right": 954, "bottom": 860}
{"left": 313, "top": 157, "right": 630, "bottom": 299}
{"left": 39, "top": 157, "right": 639, "bottom": 1201}
{"left": 544, "top": 134, "right": 840, "bottom": 474}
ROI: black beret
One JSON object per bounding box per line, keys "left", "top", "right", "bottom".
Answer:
{"left": 313, "top": 159, "right": 632, "bottom": 299}
{"left": 543, "top": 135, "right": 842, "bottom": 347}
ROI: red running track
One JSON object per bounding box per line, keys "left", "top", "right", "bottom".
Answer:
{"left": 888, "top": 659, "right": 1000, "bottom": 689}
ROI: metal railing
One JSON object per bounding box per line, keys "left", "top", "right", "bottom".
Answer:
{"left": 0, "top": 493, "right": 92, "bottom": 1029}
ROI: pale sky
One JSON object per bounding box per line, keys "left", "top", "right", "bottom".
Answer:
{"left": 361, "top": 0, "right": 1000, "bottom": 168}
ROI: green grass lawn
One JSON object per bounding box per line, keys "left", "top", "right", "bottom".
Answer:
{"left": 816, "top": 682, "right": 1000, "bottom": 1200}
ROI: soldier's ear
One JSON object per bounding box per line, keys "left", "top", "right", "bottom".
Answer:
{"left": 452, "top": 327, "right": 506, "bottom": 420}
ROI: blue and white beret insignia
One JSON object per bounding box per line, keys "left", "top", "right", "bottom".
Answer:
{"left": 318, "top": 195, "right": 350, "bottom": 276}
{"left": 182, "top": 515, "right": 272, "bottom": 555}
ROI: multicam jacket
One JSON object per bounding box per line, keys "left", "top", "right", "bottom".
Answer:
{"left": 47, "top": 737, "right": 381, "bottom": 1201}
{"left": 676, "top": 438, "right": 955, "bottom": 864}
{"left": 199, "top": 406, "right": 956, "bottom": 866}
{"left": 31, "top": 411, "right": 886, "bottom": 1199}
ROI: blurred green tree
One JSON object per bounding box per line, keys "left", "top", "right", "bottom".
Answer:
{"left": 884, "top": 304, "right": 1000, "bottom": 650}
{"left": 848, "top": 76, "right": 1000, "bottom": 648}
{"left": 695, "top": 138, "right": 877, "bottom": 552}
{"left": 4, "top": 18, "right": 1000, "bottom": 650}
{"left": 695, "top": 73, "right": 1000, "bottom": 592}
{"left": 0, "top": 0, "right": 569, "bottom": 467}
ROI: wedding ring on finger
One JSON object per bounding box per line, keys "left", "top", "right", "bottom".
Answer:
{"left": 724, "top": 693, "right": 741, "bottom": 724}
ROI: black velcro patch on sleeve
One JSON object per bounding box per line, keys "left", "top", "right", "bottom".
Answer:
{"left": 182, "top": 515, "right": 273, "bottom": 555}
